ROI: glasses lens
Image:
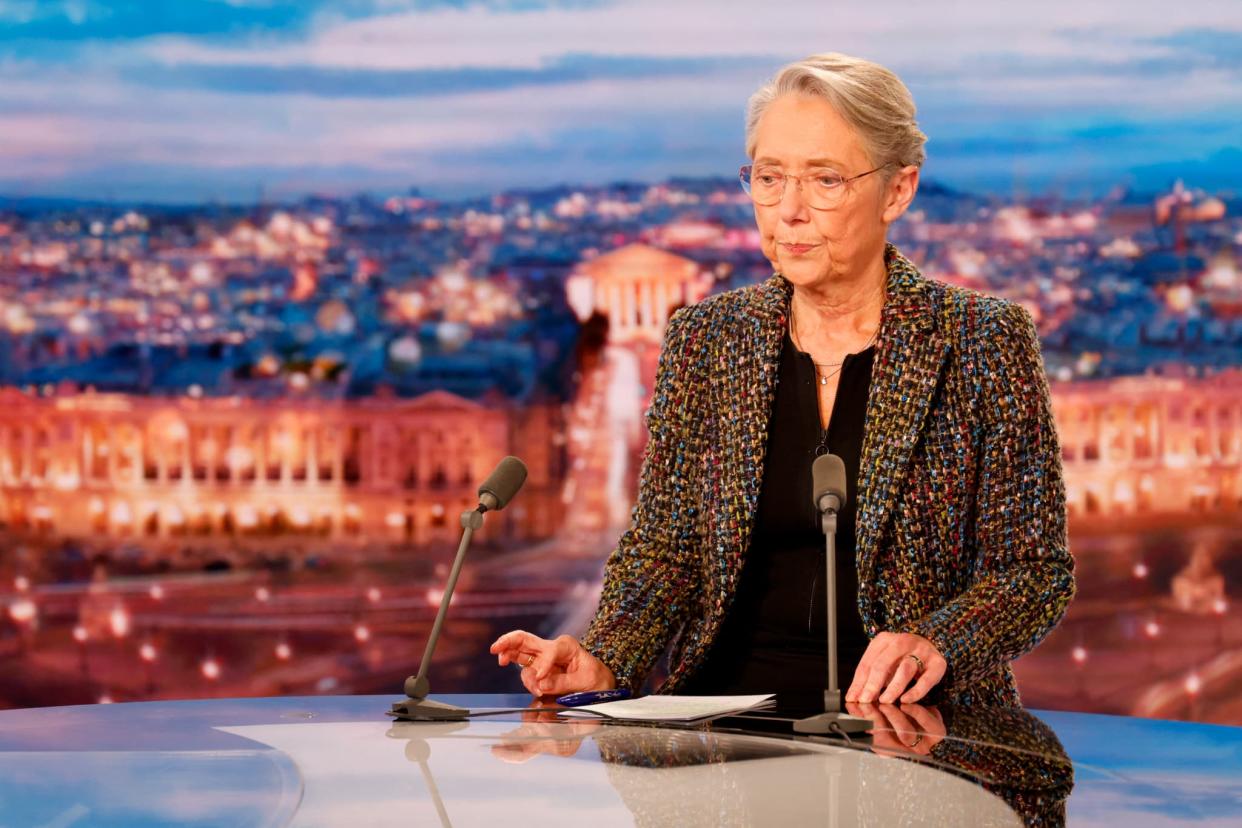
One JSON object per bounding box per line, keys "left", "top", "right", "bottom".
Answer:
{"left": 748, "top": 168, "right": 783, "bottom": 205}
{"left": 738, "top": 166, "right": 753, "bottom": 196}
{"left": 805, "top": 170, "right": 846, "bottom": 209}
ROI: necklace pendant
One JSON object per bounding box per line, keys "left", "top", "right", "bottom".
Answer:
{"left": 820, "top": 376, "right": 828, "bottom": 386}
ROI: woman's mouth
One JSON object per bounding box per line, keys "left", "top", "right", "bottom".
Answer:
{"left": 780, "top": 242, "right": 819, "bottom": 255}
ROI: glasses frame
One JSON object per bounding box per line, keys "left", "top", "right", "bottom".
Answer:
{"left": 739, "top": 163, "right": 887, "bottom": 209}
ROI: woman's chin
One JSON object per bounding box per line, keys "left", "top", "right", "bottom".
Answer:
{"left": 775, "top": 258, "right": 826, "bottom": 286}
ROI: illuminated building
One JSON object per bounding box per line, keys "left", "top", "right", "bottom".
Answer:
{"left": 1054, "top": 371, "right": 1242, "bottom": 517}
{"left": 0, "top": 389, "right": 565, "bottom": 546}
{"left": 565, "top": 243, "right": 712, "bottom": 347}
{"left": 562, "top": 244, "right": 711, "bottom": 530}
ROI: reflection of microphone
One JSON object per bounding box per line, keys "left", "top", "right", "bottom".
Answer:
{"left": 795, "top": 454, "right": 872, "bottom": 737}
{"left": 390, "top": 456, "right": 529, "bottom": 722}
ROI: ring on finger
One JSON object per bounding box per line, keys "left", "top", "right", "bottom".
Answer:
{"left": 904, "top": 733, "right": 923, "bottom": 748}
{"left": 906, "top": 653, "right": 924, "bottom": 673}
{"left": 524, "top": 654, "right": 535, "bottom": 668}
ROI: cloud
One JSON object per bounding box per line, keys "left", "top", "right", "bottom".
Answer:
{"left": 117, "top": 51, "right": 777, "bottom": 98}
{"left": 0, "top": 0, "right": 1240, "bottom": 201}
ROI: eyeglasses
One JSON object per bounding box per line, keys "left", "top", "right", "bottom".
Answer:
{"left": 739, "top": 164, "right": 886, "bottom": 209}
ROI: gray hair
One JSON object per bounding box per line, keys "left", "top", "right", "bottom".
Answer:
{"left": 745, "top": 52, "right": 927, "bottom": 171}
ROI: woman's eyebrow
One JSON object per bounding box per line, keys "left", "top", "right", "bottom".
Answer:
{"left": 753, "top": 156, "right": 845, "bottom": 168}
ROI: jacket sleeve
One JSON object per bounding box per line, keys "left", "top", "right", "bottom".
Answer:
{"left": 907, "top": 302, "right": 1076, "bottom": 684}
{"left": 580, "top": 307, "right": 704, "bottom": 691}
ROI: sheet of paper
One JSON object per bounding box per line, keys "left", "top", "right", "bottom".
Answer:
{"left": 560, "top": 694, "right": 775, "bottom": 721}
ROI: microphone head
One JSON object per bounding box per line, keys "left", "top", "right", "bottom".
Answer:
{"left": 477, "top": 456, "right": 528, "bottom": 511}
{"left": 811, "top": 453, "right": 847, "bottom": 514}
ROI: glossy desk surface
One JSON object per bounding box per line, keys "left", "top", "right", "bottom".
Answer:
{"left": 0, "top": 694, "right": 1239, "bottom": 826}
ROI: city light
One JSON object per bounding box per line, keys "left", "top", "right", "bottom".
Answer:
{"left": 109, "top": 606, "right": 130, "bottom": 638}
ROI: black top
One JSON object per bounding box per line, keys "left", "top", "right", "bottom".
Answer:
{"left": 682, "top": 326, "right": 873, "bottom": 694}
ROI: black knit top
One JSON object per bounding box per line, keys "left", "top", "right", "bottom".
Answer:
{"left": 682, "top": 326, "right": 873, "bottom": 694}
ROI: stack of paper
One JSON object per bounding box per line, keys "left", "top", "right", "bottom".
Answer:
{"left": 560, "top": 694, "right": 775, "bottom": 722}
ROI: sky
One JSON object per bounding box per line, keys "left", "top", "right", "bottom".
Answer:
{"left": 0, "top": 0, "right": 1240, "bottom": 204}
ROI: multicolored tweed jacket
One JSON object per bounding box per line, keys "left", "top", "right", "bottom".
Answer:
{"left": 581, "top": 244, "right": 1075, "bottom": 705}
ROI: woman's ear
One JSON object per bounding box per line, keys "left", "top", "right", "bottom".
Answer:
{"left": 881, "top": 165, "right": 920, "bottom": 224}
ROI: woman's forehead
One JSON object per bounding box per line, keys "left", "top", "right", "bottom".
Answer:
{"left": 751, "top": 93, "right": 867, "bottom": 166}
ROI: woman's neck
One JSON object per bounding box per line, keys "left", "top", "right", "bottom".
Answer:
{"left": 789, "top": 256, "right": 888, "bottom": 347}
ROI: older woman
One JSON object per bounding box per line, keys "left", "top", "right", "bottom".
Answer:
{"left": 492, "top": 52, "right": 1074, "bottom": 706}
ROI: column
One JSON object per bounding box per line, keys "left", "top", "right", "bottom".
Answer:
{"left": 255, "top": 426, "right": 268, "bottom": 486}
{"left": 306, "top": 425, "right": 318, "bottom": 484}
{"left": 22, "top": 425, "right": 33, "bottom": 483}
{"left": 609, "top": 283, "right": 622, "bottom": 333}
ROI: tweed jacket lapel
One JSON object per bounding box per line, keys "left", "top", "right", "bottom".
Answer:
{"left": 709, "top": 272, "right": 789, "bottom": 609}
{"left": 855, "top": 248, "right": 949, "bottom": 601}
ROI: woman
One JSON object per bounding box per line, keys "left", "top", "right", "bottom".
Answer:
{"left": 492, "top": 52, "right": 1074, "bottom": 706}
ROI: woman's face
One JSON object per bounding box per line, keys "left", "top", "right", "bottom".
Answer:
{"left": 749, "top": 93, "right": 916, "bottom": 288}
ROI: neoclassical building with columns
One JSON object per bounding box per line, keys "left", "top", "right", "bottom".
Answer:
{"left": 1053, "top": 370, "right": 1242, "bottom": 518}
{"left": 0, "top": 388, "right": 566, "bottom": 546}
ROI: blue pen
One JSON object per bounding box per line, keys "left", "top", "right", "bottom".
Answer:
{"left": 556, "top": 688, "right": 632, "bottom": 707}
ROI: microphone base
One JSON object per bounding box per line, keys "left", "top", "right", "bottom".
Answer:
{"left": 792, "top": 712, "right": 874, "bottom": 737}
{"left": 388, "top": 698, "right": 470, "bottom": 722}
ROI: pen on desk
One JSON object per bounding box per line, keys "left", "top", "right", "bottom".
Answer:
{"left": 556, "top": 689, "right": 632, "bottom": 707}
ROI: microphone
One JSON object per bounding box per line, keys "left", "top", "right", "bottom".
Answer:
{"left": 478, "top": 456, "right": 528, "bottom": 512}
{"left": 811, "top": 453, "right": 846, "bottom": 516}
{"left": 795, "top": 452, "right": 872, "bottom": 738}
{"left": 389, "top": 457, "right": 529, "bottom": 722}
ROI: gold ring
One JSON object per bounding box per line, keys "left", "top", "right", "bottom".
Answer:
{"left": 907, "top": 653, "right": 924, "bottom": 672}
{"left": 524, "top": 654, "right": 535, "bottom": 668}
{"left": 905, "top": 733, "right": 923, "bottom": 748}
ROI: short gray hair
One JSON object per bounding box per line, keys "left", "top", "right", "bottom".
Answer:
{"left": 746, "top": 52, "right": 927, "bottom": 171}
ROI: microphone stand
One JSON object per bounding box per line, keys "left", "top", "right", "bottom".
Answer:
{"left": 389, "top": 508, "right": 486, "bottom": 722}
{"left": 794, "top": 497, "right": 872, "bottom": 737}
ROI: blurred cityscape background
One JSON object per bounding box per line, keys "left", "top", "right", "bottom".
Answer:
{"left": 0, "top": 1, "right": 1239, "bottom": 724}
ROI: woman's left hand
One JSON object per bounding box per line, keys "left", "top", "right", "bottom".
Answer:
{"left": 845, "top": 631, "right": 946, "bottom": 704}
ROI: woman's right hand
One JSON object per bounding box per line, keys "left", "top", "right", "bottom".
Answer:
{"left": 489, "top": 630, "right": 617, "bottom": 698}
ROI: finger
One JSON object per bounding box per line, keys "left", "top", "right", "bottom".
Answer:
{"left": 899, "top": 658, "right": 947, "bottom": 704}
{"left": 878, "top": 655, "right": 920, "bottom": 704}
{"left": 847, "top": 635, "right": 896, "bottom": 701}
{"left": 519, "top": 666, "right": 541, "bottom": 696}
{"left": 879, "top": 703, "right": 917, "bottom": 742}
{"left": 856, "top": 650, "right": 900, "bottom": 704}
{"left": 490, "top": 629, "right": 534, "bottom": 654}
{"left": 846, "top": 635, "right": 883, "bottom": 699}
{"left": 846, "top": 701, "right": 885, "bottom": 730}
{"left": 537, "top": 670, "right": 596, "bottom": 697}
{"left": 899, "top": 702, "right": 938, "bottom": 734}
{"left": 497, "top": 646, "right": 537, "bottom": 668}
{"left": 534, "top": 635, "right": 582, "bottom": 681}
